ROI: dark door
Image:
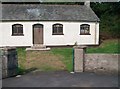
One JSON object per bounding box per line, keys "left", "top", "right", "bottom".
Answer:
{"left": 33, "top": 24, "right": 43, "bottom": 44}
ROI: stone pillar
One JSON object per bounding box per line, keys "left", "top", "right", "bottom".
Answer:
{"left": 1, "top": 47, "right": 18, "bottom": 78}
{"left": 74, "top": 46, "right": 86, "bottom": 72}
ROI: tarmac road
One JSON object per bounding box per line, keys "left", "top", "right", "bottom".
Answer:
{"left": 2, "top": 71, "right": 119, "bottom": 87}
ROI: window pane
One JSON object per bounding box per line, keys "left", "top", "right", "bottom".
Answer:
{"left": 80, "top": 24, "right": 90, "bottom": 35}
{"left": 81, "top": 27, "right": 84, "bottom": 30}
{"left": 18, "top": 27, "right": 23, "bottom": 34}
{"left": 53, "top": 27, "right": 57, "bottom": 34}
{"left": 81, "top": 30, "right": 84, "bottom": 34}
{"left": 18, "top": 27, "right": 20, "bottom": 33}
{"left": 85, "top": 29, "right": 89, "bottom": 34}
{"left": 58, "top": 27, "right": 63, "bottom": 33}
{"left": 53, "top": 24, "right": 63, "bottom": 34}
{"left": 12, "top": 24, "right": 23, "bottom": 35}
{"left": 13, "top": 27, "right": 17, "bottom": 34}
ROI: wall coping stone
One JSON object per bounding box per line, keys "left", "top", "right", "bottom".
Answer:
{"left": 0, "top": 47, "right": 16, "bottom": 51}
{"left": 85, "top": 53, "right": 120, "bottom": 56}
{"left": 73, "top": 46, "right": 87, "bottom": 49}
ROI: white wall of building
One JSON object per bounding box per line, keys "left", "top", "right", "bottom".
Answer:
{"left": 0, "top": 23, "right": 3, "bottom": 46}
{"left": 0, "top": 21, "right": 99, "bottom": 47}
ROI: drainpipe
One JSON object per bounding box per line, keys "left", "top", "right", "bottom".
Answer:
{"left": 95, "top": 22, "right": 97, "bottom": 44}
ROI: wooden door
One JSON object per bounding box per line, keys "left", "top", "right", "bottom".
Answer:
{"left": 33, "top": 24, "right": 43, "bottom": 44}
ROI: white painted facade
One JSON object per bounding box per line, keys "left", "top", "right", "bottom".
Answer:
{"left": 0, "top": 21, "right": 99, "bottom": 47}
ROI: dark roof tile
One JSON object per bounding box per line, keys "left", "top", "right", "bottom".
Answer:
{"left": 2, "top": 4, "right": 100, "bottom": 21}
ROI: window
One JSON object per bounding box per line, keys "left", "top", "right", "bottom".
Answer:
{"left": 52, "top": 24, "right": 63, "bottom": 35}
{"left": 80, "top": 24, "right": 90, "bottom": 35}
{"left": 12, "top": 24, "right": 23, "bottom": 36}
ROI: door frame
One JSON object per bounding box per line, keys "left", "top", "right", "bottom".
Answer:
{"left": 32, "top": 24, "right": 44, "bottom": 45}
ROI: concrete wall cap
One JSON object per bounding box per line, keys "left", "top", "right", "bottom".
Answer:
{"left": 0, "top": 46, "right": 16, "bottom": 51}
{"left": 73, "top": 46, "right": 87, "bottom": 49}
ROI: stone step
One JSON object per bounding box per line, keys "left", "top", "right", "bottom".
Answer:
{"left": 31, "top": 44, "right": 46, "bottom": 49}
{"left": 26, "top": 47, "right": 51, "bottom": 51}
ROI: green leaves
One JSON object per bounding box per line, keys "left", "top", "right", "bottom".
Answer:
{"left": 91, "top": 2, "right": 120, "bottom": 39}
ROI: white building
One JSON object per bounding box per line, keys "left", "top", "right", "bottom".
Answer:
{"left": 0, "top": 2, "right": 100, "bottom": 47}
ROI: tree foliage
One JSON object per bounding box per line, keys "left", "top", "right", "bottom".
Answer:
{"left": 91, "top": 2, "right": 120, "bottom": 39}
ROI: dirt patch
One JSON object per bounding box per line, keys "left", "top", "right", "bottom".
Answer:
{"left": 25, "top": 51, "right": 66, "bottom": 71}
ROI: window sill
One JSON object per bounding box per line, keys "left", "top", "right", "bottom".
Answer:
{"left": 52, "top": 34, "right": 64, "bottom": 35}
{"left": 12, "top": 34, "right": 24, "bottom": 36}
{"left": 79, "top": 34, "right": 91, "bottom": 35}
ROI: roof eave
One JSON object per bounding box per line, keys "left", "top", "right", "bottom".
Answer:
{"left": 1, "top": 19, "right": 100, "bottom": 22}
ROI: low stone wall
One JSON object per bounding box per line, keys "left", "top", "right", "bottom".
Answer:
{"left": 73, "top": 46, "right": 119, "bottom": 75}
{"left": 84, "top": 54, "right": 119, "bottom": 74}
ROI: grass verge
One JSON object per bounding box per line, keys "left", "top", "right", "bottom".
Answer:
{"left": 86, "top": 39, "right": 120, "bottom": 53}
{"left": 51, "top": 48, "right": 73, "bottom": 72}
{"left": 17, "top": 48, "right": 26, "bottom": 74}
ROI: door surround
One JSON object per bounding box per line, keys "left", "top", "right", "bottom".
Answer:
{"left": 33, "top": 24, "right": 43, "bottom": 45}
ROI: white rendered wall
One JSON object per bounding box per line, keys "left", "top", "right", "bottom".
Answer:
{"left": 1, "top": 22, "right": 33, "bottom": 46}
{"left": 0, "top": 23, "right": 2, "bottom": 46}
{"left": 0, "top": 21, "right": 99, "bottom": 47}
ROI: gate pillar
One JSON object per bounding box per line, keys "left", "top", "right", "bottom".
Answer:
{"left": 74, "top": 46, "right": 87, "bottom": 72}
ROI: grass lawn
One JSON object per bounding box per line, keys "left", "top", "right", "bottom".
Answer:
{"left": 17, "top": 39, "right": 119, "bottom": 74}
{"left": 17, "top": 47, "right": 73, "bottom": 74}
{"left": 86, "top": 39, "right": 120, "bottom": 54}
{"left": 17, "top": 48, "right": 26, "bottom": 74}
{"left": 51, "top": 48, "right": 73, "bottom": 72}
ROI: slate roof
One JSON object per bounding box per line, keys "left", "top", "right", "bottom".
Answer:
{"left": 1, "top": 0, "right": 42, "bottom": 2}
{"left": 1, "top": 4, "right": 100, "bottom": 21}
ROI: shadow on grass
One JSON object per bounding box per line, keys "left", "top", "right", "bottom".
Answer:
{"left": 17, "top": 67, "right": 37, "bottom": 75}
